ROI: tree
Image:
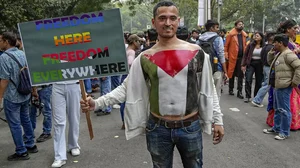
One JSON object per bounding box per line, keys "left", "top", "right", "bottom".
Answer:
{"left": 211, "top": 0, "right": 299, "bottom": 32}
{"left": 0, "top": 0, "right": 112, "bottom": 32}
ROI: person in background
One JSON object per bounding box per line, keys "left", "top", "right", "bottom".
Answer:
{"left": 241, "top": 32, "right": 265, "bottom": 103}
{"left": 0, "top": 32, "right": 38, "bottom": 161}
{"left": 263, "top": 34, "right": 300, "bottom": 140}
{"left": 225, "top": 20, "right": 247, "bottom": 99}
{"left": 188, "top": 29, "right": 199, "bottom": 44}
{"left": 251, "top": 32, "right": 275, "bottom": 107}
{"left": 51, "top": 80, "right": 81, "bottom": 167}
{"left": 199, "top": 20, "right": 228, "bottom": 100}
{"left": 142, "top": 28, "right": 158, "bottom": 51}
{"left": 219, "top": 28, "right": 227, "bottom": 44}
{"left": 266, "top": 20, "right": 300, "bottom": 131}
{"left": 94, "top": 76, "right": 112, "bottom": 116}
{"left": 176, "top": 26, "right": 189, "bottom": 41}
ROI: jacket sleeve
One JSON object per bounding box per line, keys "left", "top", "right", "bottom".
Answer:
{"left": 94, "top": 77, "right": 127, "bottom": 110}
{"left": 267, "top": 50, "right": 276, "bottom": 65}
{"left": 199, "top": 52, "right": 223, "bottom": 126}
{"left": 214, "top": 37, "right": 225, "bottom": 64}
{"left": 241, "top": 44, "right": 250, "bottom": 66}
{"left": 224, "top": 34, "right": 231, "bottom": 60}
{"left": 212, "top": 84, "right": 223, "bottom": 125}
{"left": 285, "top": 52, "right": 300, "bottom": 86}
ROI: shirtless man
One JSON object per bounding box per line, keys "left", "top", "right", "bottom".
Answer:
{"left": 81, "top": 1, "right": 224, "bottom": 167}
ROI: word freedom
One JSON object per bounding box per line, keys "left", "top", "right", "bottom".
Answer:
{"left": 35, "top": 12, "right": 104, "bottom": 30}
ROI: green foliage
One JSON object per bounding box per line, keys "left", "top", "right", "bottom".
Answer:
{"left": 0, "top": 0, "right": 112, "bottom": 32}
{"left": 212, "top": 0, "right": 300, "bottom": 32}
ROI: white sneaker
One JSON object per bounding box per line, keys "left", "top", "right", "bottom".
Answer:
{"left": 113, "top": 104, "right": 120, "bottom": 109}
{"left": 71, "top": 148, "right": 80, "bottom": 156}
{"left": 274, "top": 134, "right": 288, "bottom": 140}
{"left": 51, "top": 160, "right": 66, "bottom": 168}
{"left": 251, "top": 101, "right": 264, "bottom": 108}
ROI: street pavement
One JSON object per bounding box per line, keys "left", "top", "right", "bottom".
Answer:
{"left": 0, "top": 86, "right": 300, "bottom": 168}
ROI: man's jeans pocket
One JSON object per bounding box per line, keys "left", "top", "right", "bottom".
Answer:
{"left": 183, "top": 120, "right": 202, "bottom": 133}
{"left": 146, "top": 119, "right": 159, "bottom": 132}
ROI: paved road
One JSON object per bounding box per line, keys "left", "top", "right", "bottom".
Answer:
{"left": 0, "top": 86, "right": 300, "bottom": 168}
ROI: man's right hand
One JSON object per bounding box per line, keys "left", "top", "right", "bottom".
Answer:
{"left": 241, "top": 66, "right": 246, "bottom": 72}
{"left": 80, "top": 97, "right": 96, "bottom": 113}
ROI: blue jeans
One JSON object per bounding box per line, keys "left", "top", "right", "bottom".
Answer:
{"left": 146, "top": 119, "right": 203, "bottom": 168}
{"left": 30, "top": 86, "right": 52, "bottom": 134}
{"left": 120, "top": 75, "right": 127, "bottom": 121}
{"left": 100, "top": 77, "right": 112, "bottom": 112}
{"left": 272, "top": 87, "right": 292, "bottom": 136}
{"left": 4, "top": 99, "right": 34, "bottom": 154}
{"left": 84, "top": 79, "right": 92, "bottom": 93}
{"left": 252, "top": 66, "right": 270, "bottom": 104}
{"left": 111, "top": 75, "right": 121, "bottom": 90}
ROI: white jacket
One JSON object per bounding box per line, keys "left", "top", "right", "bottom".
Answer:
{"left": 95, "top": 51, "right": 223, "bottom": 140}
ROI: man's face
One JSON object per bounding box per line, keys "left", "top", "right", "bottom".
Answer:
{"left": 273, "top": 41, "right": 282, "bottom": 51}
{"left": 0, "top": 36, "right": 8, "bottom": 51}
{"left": 235, "top": 22, "right": 244, "bottom": 31}
{"left": 152, "top": 6, "right": 180, "bottom": 39}
{"left": 211, "top": 25, "right": 219, "bottom": 33}
{"left": 192, "top": 32, "right": 199, "bottom": 39}
{"left": 219, "top": 31, "right": 225, "bottom": 37}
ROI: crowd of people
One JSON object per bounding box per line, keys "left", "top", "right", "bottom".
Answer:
{"left": 0, "top": 0, "right": 300, "bottom": 168}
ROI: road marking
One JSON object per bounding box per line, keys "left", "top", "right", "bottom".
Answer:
{"left": 229, "top": 108, "right": 240, "bottom": 112}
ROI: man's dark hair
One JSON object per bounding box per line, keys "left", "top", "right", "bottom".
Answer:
{"left": 176, "top": 26, "right": 189, "bottom": 40}
{"left": 191, "top": 29, "right": 199, "bottom": 34}
{"left": 147, "top": 28, "right": 158, "bottom": 42}
{"left": 266, "top": 32, "right": 276, "bottom": 42}
{"left": 277, "top": 19, "right": 297, "bottom": 34}
{"left": 205, "top": 20, "right": 219, "bottom": 31}
{"left": 220, "top": 28, "right": 226, "bottom": 34}
{"left": 273, "top": 34, "right": 289, "bottom": 47}
{"left": 153, "top": 1, "right": 177, "bottom": 18}
{"left": 0, "top": 32, "right": 17, "bottom": 47}
{"left": 234, "top": 20, "right": 244, "bottom": 26}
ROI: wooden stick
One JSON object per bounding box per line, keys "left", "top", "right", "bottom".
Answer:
{"left": 79, "top": 80, "right": 94, "bottom": 140}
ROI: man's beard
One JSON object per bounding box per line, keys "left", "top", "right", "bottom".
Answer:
{"left": 236, "top": 27, "right": 244, "bottom": 31}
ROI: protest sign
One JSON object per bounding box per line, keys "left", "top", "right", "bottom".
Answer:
{"left": 18, "top": 8, "right": 128, "bottom": 86}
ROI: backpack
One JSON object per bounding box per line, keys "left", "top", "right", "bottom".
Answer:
{"left": 198, "top": 35, "right": 219, "bottom": 73}
{"left": 4, "top": 52, "right": 32, "bottom": 95}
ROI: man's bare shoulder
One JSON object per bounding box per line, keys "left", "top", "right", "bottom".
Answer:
{"left": 142, "top": 40, "right": 201, "bottom": 55}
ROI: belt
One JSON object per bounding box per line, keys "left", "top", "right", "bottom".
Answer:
{"left": 149, "top": 113, "right": 199, "bottom": 129}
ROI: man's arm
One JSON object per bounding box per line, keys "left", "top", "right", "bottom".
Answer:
{"left": 215, "top": 37, "right": 228, "bottom": 78}
{"left": 0, "top": 79, "right": 9, "bottom": 99}
{"left": 0, "top": 56, "right": 10, "bottom": 100}
{"left": 93, "top": 77, "right": 128, "bottom": 111}
{"left": 285, "top": 52, "right": 300, "bottom": 86}
{"left": 267, "top": 50, "right": 276, "bottom": 65}
{"left": 224, "top": 34, "right": 232, "bottom": 60}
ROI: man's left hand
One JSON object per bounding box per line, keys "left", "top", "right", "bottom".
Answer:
{"left": 224, "top": 73, "right": 229, "bottom": 81}
{"left": 213, "top": 125, "right": 224, "bottom": 145}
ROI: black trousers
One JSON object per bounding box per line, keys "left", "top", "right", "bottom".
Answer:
{"left": 229, "top": 58, "right": 244, "bottom": 92}
{"left": 244, "top": 59, "right": 263, "bottom": 98}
